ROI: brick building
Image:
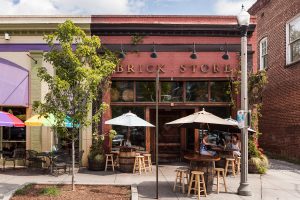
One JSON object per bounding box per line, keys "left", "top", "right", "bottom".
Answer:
{"left": 249, "top": 0, "right": 300, "bottom": 161}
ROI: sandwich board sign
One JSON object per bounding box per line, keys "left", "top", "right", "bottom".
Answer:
{"left": 237, "top": 110, "right": 245, "bottom": 129}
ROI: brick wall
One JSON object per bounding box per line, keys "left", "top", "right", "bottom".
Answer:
{"left": 249, "top": 0, "right": 300, "bottom": 161}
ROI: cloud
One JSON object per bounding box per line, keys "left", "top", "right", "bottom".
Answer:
{"left": 214, "top": 0, "right": 257, "bottom": 15}
{"left": 0, "top": 0, "right": 146, "bottom": 15}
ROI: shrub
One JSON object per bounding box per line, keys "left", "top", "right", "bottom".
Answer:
{"left": 39, "top": 186, "right": 60, "bottom": 196}
{"left": 14, "top": 184, "right": 34, "bottom": 196}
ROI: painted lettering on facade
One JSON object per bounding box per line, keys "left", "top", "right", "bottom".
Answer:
{"left": 116, "top": 64, "right": 233, "bottom": 74}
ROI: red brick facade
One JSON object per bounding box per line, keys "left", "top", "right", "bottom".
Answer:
{"left": 249, "top": 0, "right": 300, "bottom": 161}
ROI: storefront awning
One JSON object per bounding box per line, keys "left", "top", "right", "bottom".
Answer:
{"left": 0, "top": 58, "right": 29, "bottom": 107}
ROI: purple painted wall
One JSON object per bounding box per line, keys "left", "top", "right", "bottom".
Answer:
{"left": 0, "top": 58, "right": 29, "bottom": 107}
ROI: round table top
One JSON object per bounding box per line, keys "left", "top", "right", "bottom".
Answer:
{"left": 184, "top": 153, "right": 221, "bottom": 162}
{"left": 211, "top": 147, "right": 236, "bottom": 152}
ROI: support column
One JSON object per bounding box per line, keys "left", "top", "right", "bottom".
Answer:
{"left": 194, "top": 108, "right": 200, "bottom": 152}
{"left": 145, "top": 107, "right": 151, "bottom": 153}
{"left": 28, "top": 50, "right": 43, "bottom": 152}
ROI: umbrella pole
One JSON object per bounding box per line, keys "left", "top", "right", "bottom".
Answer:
{"left": 155, "top": 69, "right": 159, "bottom": 199}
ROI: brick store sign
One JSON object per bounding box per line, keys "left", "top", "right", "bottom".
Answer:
{"left": 112, "top": 52, "right": 239, "bottom": 78}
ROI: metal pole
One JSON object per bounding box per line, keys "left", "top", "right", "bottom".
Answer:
{"left": 155, "top": 70, "right": 159, "bottom": 199}
{"left": 238, "top": 26, "right": 252, "bottom": 196}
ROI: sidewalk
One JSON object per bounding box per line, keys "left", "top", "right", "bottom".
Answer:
{"left": 0, "top": 159, "right": 299, "bottom": 199}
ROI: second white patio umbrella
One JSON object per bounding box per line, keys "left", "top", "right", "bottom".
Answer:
{"left": 105, "top": 111, "right": 154, "bottom": 144}
{"left": 166, "top": 108, "right": 239, "bottom": 132}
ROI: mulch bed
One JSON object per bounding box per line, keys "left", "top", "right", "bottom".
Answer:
{"left": 11, "top": 184, "right": 131, "bottom": 200}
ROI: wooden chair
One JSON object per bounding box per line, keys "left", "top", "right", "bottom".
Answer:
{"left": 187, "top": 171, "right": 207, "bottom": 200}
{"left": 143, "top": 153, "right": 152, "bottom": 172}
{"left": 225, "top": 158, "right": 236, "bottom": 177}
{"left": 133, "top": 155, "right": 146, "bottom": 175}
{"left": 105, "top": 154, "right": 114, "bottom": 171}
{"left": 173, "top": 167, "right": 189, "bottom": 193}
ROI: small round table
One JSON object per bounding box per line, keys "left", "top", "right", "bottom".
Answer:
{"left": 184, "top": 153, "right": 221, "bottom": 194}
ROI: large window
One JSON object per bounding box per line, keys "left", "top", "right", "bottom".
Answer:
{"left": 1, "top": 108, "right": 26, "bottom": 158}
{"left": 287, "top": 15, "right": 300, "bottom": 64}
{"left": 161, "top": 82, "right": 183, "bottom": 102}
{"left": 210, "top": 82, "right": 230, "bottom": 102}
{"left": 136, "top": 81, "right": 156, "bottom": 102}
{"left": 111, "top": 81, "right": 134, "bottom": 102}
{"left": 111, "top": 106, "right": 145, "bottom": 151}
{"left": 186, "top": 82, "right": 208, "bottom": 102}
{"left": 260, "top": 37, "right": 268, "bottom": 70}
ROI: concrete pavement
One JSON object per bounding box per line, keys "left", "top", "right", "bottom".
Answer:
{"left": 0, "top": 159, "right": 299, "bottom": 199}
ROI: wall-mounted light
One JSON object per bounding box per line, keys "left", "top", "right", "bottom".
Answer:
{"left": 222, "top": 43, "right": 230, "bottom": 60}
{"left": 150, "top": 42, "right": 158, "bottom": 58}
{"left": 118, "top": 44, "right": 126, "bottom": 59}
{"left": 190, "top": 42, "right": 197, "bottom": 59}
{"left": 4, "top": 33, "right": 10, "bottom": 40}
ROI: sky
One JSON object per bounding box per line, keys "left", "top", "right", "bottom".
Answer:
{"left": 0, "top": 0, "right": 257, "bottom": 15}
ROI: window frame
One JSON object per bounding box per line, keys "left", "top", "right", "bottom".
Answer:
{"left": 259, "top": 37, "right": 268, "bottom": 70}
{"left": 286, "top": 14, "right": 300, "bottom": 65}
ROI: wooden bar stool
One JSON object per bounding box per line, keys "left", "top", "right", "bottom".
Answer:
{"left": 105, "top": 154, "right": 114, "bottom": 172}
{"left": 188, "top": 171, "right": 207, "bottom": 200}
{"left": 133, "top": 155, "right": 146, "bottom": 175}
{"left": 236, "top": 157, "right": 241, "bottom": 175}
{"left": 214, "top": 168, "right": 227, "bottom": 194}
{"left": 173, "top": 167, "right": 189, "bottom": 193}
{"left": 143, "top": 153, "right": 152, "bottom": 172}
{"left": 225, "top": 158, "right": 235, "bottom": 177}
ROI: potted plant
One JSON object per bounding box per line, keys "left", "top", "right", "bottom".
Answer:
{"left": 88, "top": 130, "right": 117, "bottom": 171}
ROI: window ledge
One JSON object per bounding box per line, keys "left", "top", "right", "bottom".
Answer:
{"left": 285, "top": 59, "right": 300, "bottom": 68}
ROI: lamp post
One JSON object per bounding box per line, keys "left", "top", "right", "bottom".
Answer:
{"left": 237, "top": 5, "right": 252, "bottom": 196}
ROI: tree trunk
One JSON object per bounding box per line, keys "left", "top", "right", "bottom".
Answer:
{"left": 72, "top": 129, "right": 75, "bottom": 191}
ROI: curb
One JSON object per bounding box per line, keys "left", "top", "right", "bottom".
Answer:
{"left": 131, "top": 184, "right": 138, "bottom": 200}
{"left": 2, "top": 182, "right": 31, "bottom": 200}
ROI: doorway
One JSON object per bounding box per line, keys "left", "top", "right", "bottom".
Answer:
{"left": 150, "top": 109, "right": 194, "bottom": 163}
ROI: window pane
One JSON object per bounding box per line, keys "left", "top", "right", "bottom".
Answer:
{"left": 186, "top": 82, "right": 208, "bottom": 102}
{"left": 290, "top": 18, "right": 300, "bottom": 42}
{"left": 111, "top": 81, "right": 134, "bottom": 102}
{"left": 261, "top": 40, "right": 267, "bottom": 55}
{"left": 111, "top": 106, "right": 145, "bottom": 151}
{"left": 210, "top": 81, "right": 231, "bottom": 102}
{"left": 291, "top": 40, "right": 300, "bottom": 62}
{"left": 136, "top": 81, "right": 156, "bottom": 102}
{"left": 161, "top": 82, "right": 183, "bottom": 102}
{"left": 262, "top": 55, "right": 268, "bottom": 69}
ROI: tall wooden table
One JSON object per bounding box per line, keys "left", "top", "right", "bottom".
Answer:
{"left": 184, "top": 153, "right": 221, "bottom": 194}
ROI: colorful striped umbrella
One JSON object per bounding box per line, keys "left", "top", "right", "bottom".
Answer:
{"left": 0, "top": 111, "right": 25, "bottom": 127}
{"left": 25, "top": 114, "right": 77, "bottom": 128}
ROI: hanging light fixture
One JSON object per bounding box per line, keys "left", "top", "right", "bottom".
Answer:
{"left": 222, "top": 43, "right": 230, "bottom": 60}
{"left": 118, "top": 44, "right": 126, "bottom": 59}
{"left": 190, "top": 42, "right": 197, "bottom": 59}
{"left": 150, "top": 42, "right": 158, "bottom": 58}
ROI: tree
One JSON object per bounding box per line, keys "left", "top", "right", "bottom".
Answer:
{"left": 33, "top": 20, "right": 117, "bottom": 190}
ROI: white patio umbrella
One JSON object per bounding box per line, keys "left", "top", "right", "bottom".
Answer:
{"left": 105, "top": 111, "right": 154, "bottom": 127}
{"left": 225, "top": 117, "right": 256, "bottom": 133}
{"left": 105, "top": 111, "right": 154, "bottom": 145}
{"left": 166, "top": 108, "right": 239, "bottom": 132}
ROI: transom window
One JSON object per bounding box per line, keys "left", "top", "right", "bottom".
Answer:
{"left": 259, "top": 37, "right": 268, "bottom": 70}
{"left": 287, "top": 15, "right": 300, "bottom": 64}
{"left": 111, "top": 81, "right": 231, "bottom": 103}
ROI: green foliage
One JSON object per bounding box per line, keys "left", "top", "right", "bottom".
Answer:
{"left": 249, "top": 155, "right": 269, "bottom": 174}
{"left": 33, "top": 20, "right": 117, "bottom": 133}
{"left": 89, "top": 129, "right": 116, "bottom": 160}
{"left": 14, "top": 184, "right": 34, "bottom": 196}
{"left": 249, "top": 139, "right": 260, "bottom": 158}
{"left": 39, "top": 186, "right": 61, "bottom": 196}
